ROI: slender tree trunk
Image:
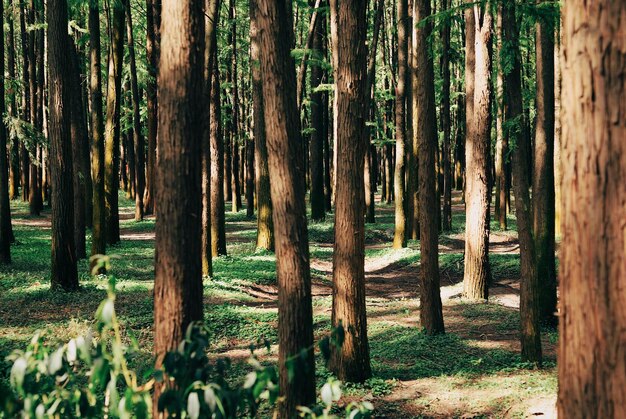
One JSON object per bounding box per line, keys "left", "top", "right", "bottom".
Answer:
{"left": 553, "top": 28, "right": 561, "bottom": 239}
{"left": 89, "top": 0, "right": 107, "bottom": 269}
{"left": 558, "top": 1, "right": 626, "bottom": 415}
{"left": 144, "top": 0, "right": 160, "bottom": 215}
{"left": 329, "top": 0, "right": 372, "bottom": 383}
{"left": 533, "top": 4, "right": 557, "bottom": 326}
{"left": 27, "top": 0, "right": 41, "bottom": 216}
{"left": 415, "top": 0, "right": 444, "bottom": 334}
{"left": 210, "top": 55, "right": 227, "bottom": 256}
{"left": 463, "top": 5, "right": 491, "bottom": 301}
{"left": 153, "top": 0, "right": 205, "bottom": 411}
{"left": 19, "top": 0, "right": 29, "bottom": 203}
{"left": 229, "top": 0, "right": 242, "bottom": 213}
{"left": 104, "top": 0, "right": 126, "bottom": 245}
{"left": 250, "top": 2, "right": 273, "bottom": 251}
{"left": 0, "top": 0, "right": 12, "bottom": 263}
{"left": 440, "top": 0, "right": 452, "bottom": 231}
{"left": 48, "top": 0, "right": 78, "bottom": 291}
{"left": 392, "top": 0, "right": 408, "bottom": 249}
{"left": 7, "top": 0, "right": 20, "bottom": 202}
{"left": 494, "top": 3, "right": 507, "bottom": 230}
{"left": 256, "top": 0, "right": 316, "bottom": 415}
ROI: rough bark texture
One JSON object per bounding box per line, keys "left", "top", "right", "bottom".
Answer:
{"left": 210, "top": 57, "right": 227, "bottom": 257}
{"left": 229, "top": 0, "right": 242, "bottom": 213}
{"left": 144, "top": 0, "right": 160, "bottom": 215}
{"left": 494, "top": 3, "right": 508, "bottom": 230}
{"left": 19, "top": 1, "right": 29, "bottom": 203}
{"left": 329, "top": 0, "right": 372, "bottom": 383}
{"left": 553, "top": 31, "right": 561, "bottom": 239}
{"left": 440, "top": 0, "right": 452, "bottom": 232}
{"left": 502, "top": 0, "right": 542, "bottom": 365}
{"left": 558, "top": 1, "right": 626, "bottom": 416}
{"left": 415, "top": 0, "right": 444, "bottom": 334}
{"left": 462, "top": 6, "right": 491, "bottom": 301}
{"left": 256, "top": 0, "right": 316, "bottom": 415}
{"left": 89, "top": 0, "right": 106, "bottom": 268}
{"left": 250, "top": 0, "right": 274, "bottom": 251}
{"left": 153, "top": 0, "right": 205, "bottom": 411}
{"left": 27, "top": 0, "right": 41, "bottom": 216}
{"left": 104, "top": 0, "right": 126, "bottom": 245}
{"left": 392, "top": 0, "right": 408, "bottom": 249}
{"left": 7, "top": 0, "right": 20, "bottom": 202}
{"left": 0, "top": 0, "right": 12, "bottom": 263}
{"left": 533, "top": 5, "right": 557, "bottom": 326}
{"left": 48, "top": 0, "right": 78, "bottom": 291}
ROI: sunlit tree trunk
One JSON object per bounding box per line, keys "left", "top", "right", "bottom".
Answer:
{"left": 144, "top": 0, "right": 160, "bottom": 215}
{"left": 210, "top": 54, "right": 227, "bottom": 257}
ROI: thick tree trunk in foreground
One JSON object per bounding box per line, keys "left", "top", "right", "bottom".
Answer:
{"left": 533, "top": 6, "right": 557, "bottom": 326}
{"left": 415, "top": 0, "right": 444, "bottom": 334}
{"left": 0, "top": 0, "right": 12, "bottom": 263}
{"left": 256, "top": 0, "right": 316, "bottom": 415}
{"left": 48, "top": 0, "right": 78, "bottom": 290}
{"left": 392, "top": 0, "right": 409, "bottom": 249}
{"left": 89, "top": 0, "right": 106, "bottom": 268}
{"left": 463, "top": 5, "right": 491, "bottom": 301}
{"left": 144, "top": 0, "right": 160, "bottom": 215}
{"left": 250, "top": 0, "right": 274, "bottom": 251}
{"left": 153, "top": 0, "right": 205, "bottom": 411}
{"left": 104, "top": 0, "right": 126, "bottom": 245}
{"left": 558, "top": 1, "right": 626, "bottom": 416}
{"left": 329, "top": 0, "right": 372, "bottom": 383}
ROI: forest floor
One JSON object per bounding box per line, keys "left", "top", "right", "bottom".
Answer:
{"left": 0, "top": 191, "right": 558, "bottom": 418}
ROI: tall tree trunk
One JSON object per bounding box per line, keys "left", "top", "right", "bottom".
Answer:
{"left": 415, "top": 0, "right": 444, "bottom": 334}
{"left": 329, "top": 0, "right": 372, "bottom": 383}
{"left": 440, "top": 0, "right": 452, "bottom": 231}
{"left": 7, "top": 0, "right": 20, "bottom": 202}
{"left": 392, "top": 0, "right": 408, "bottom": 249}
{"left": 210, "top": 55, "right": 227, "bottom": 256}
{"left": 89, "top": 0, "right": 107, "bottom": 269}
{"left": 104, "top": 0, "right": 126, "bottom": 245}
{"left": 250, "top": 0, "right": 273, "bottom": 251}
{"left": 153, "top": 0, "right": 205, "bottom": 410}
{"left": 462, "top": 5, "right": 491, "bottom": 301}
{"left": 502, "top": 0, "right": 542, "bottom": 365}
{"left": 553, "top": 28, "right": 561, "bottom": 239}
{"left": 27, "top": 0, "right": 41, "bottom": 216}
{"left": 309, "top": 0, "right": 326, "bottom": 222}
{"left": 0, "top": 0, "right": 12, "bottom": 263}
{"left": 494, "top": 2, "right": 507, "bottom": 230}
{"left": 229, "top": 0, "right": 242, "bottom": 213}
{"left": 19, "top": 0, "right": 29, "bottom": 203}
{"left": 533, "top": 3, "right": 557, "bottom": 326}
{"left": 558, "top": 1, "right": 626, "bottom": 415}
{"left": 126, "top": 0, "right": 146, "bottom": 221}
{"left": 48, "top": 0, "right": 78, "bottom": 291}
{"left": 256, "top": 0, "right": 316, "bottom": 415}
{"left": 144, "top": 0, "right": 160, "bottom": 216}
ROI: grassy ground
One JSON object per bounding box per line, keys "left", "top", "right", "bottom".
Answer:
{"left": 0, "top": 191, "right": 557, "bottom": 418}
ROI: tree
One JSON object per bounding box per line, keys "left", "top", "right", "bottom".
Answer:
{"left": 533, "top": 2, "right": 557, "bottom": 326}
{"left": 329, "top": 0, "right": 371, "bottom": 383}
{"left": 415, "top": 0, "right": 444, "bottom": 334}
{"left": 153, "top": 0, "right": 205, "bottom": 409}
{"left": 228, "top": 0, "right": 242, "bottom": 213}
{"left": 392, "top": 0, "right": 409, "bottom": 249}
{"left": 440, "top": 0, "right": 452, "bottom": 232}
{"left": 250, "top": 0, "right": 273, "bottom": 251}
{"left": 144, "top": 0, "right": 160, "bottom": 215}
{"left": 48, "top": 0, "right": 78, "bottom": 291}
{"left": 27, "top": 0, "right": 41, "bottom": 216}
{"left": 7, "top": 0, "right": 20, "bottom": 202}
{"left": 18, "top": 0, "right": 29, "bottom": 203}
{"left": 104, "top": 0, "right": 126, "bottom": 245}
{"left": 558, "top": 0, "right": 626, "bottom": 415}
{"left": 89, "top": 0, "right": 106, "bottom": 269}
{"left": 463, "top": 4, "right": 491, "bottom": 301}
{"left": 0, "top": 0, "right": 12, "bottom": 263}
{"left": 256, "top": 0, "right": 316, "bottom": 414}
{"left": 210, "top": 54, "right": 227, "bottom": 257}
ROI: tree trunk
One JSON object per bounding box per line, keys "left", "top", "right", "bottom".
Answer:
{"left": 462, "top": 6, "right": 491, "bottom": 301}
{"left": 250, "top": 2, "right": 273, "bottom": 251}
{"left": 27, "top": 0, "right": 41, "bottom": 216}
{"left": 256, "top": 0, "right": 316, "bottom": 415}
{"left": 392, "top": 0, "right": 408, "bottom": 249}
{"left": 502, "top": 0, "right": 542, "bottom": 365}
{"left": 153, "top": 0, "right": 205, "bottom": 411}
{"left": 89, "top": 0, "right": 107, "bottom": 270}
{"left": 104, "top": 0, "right": 126, "bottom": 245}
{"left": 210, "top": 55, "right": 227, "bottom": 257}
{"left": 553, "top": 28, "right": 561, "bottom": 239}
{"left": 144, "top": 0, "right": 160, "bottom": 215}
{"left": 7, "top": 0, "right": 20, "bottom": 202}
{"left": 0, "top": 0, "right": 12, "bottom": 263}
{"left": 440, "top": 0, "right": 452, "bottom": 231}
{"left": 494, "top": 3, "right": 507, "bottom": 230}
{"left": 533, "top": 4, "right": 557, "bottom": 326}
{"left": 329, "top": 0, "right": 372, "bottom": 383}
{"left": 48, "top": 0, "right": 78, "bottom": 291}
{"left": 229, "top": 0, "right": 242, "bottom": 213}
{"left": 415, "top": 0, "right": 444, "bottom": 334}
{"left": 558, "top": 1, "right": 626, "bottom": 415}
{"left": 19, "top": 1, "right": 29, "bottom": 203}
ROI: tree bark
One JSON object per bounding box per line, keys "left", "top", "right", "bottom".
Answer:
{"left": 415, "top": 0, "right": 444, "bottom": 334}
{"left": 144, "top": 0, "right": 160, "bottom": 215}
{"left": 462, "top": 5, "right": 491, "bottom": 301}
{"left": 48, "top": 0, "right": 78, "bottom": 291}
{"left": 329, "top": 0, "right": 372, "bottom": 383}
{"left": 210, "top": 55, "right": 227, "bottom": 257}
{"left": 440, "top": 0, "right": 452, "bottom": 231}
{"left": 392, "top": 0, "right": 409, "bottom": 249}
{"left": 153, "top": 0, "right": 205, "bottom": 411}
{"left": 27, "top": 0, "right": 41, "bottom": 216}
{"left": 533, "top": 3, "right": 557, "bottom": 326}
{"left": 229, "top": 0, "right": 242, "bottom": 213}
{"left": 558, "top": 1, "right": 626, "bottom": 416}
{"left": 104, "top": 0, "right": 126, "bottom": 245}
{"left": 250, "top": 1, "right": 273, "bottom": 251}
{"left": 19, "top": 0, "right": 29, "bottom": 203}
{"left": 7, "top": 0, "right": 20, "bottom": 202}
{"left": 256, "top": 0, "right": 316, "bottom": 415}
{"left": 0, "top": 0, "right": 12, "bottom": 263}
